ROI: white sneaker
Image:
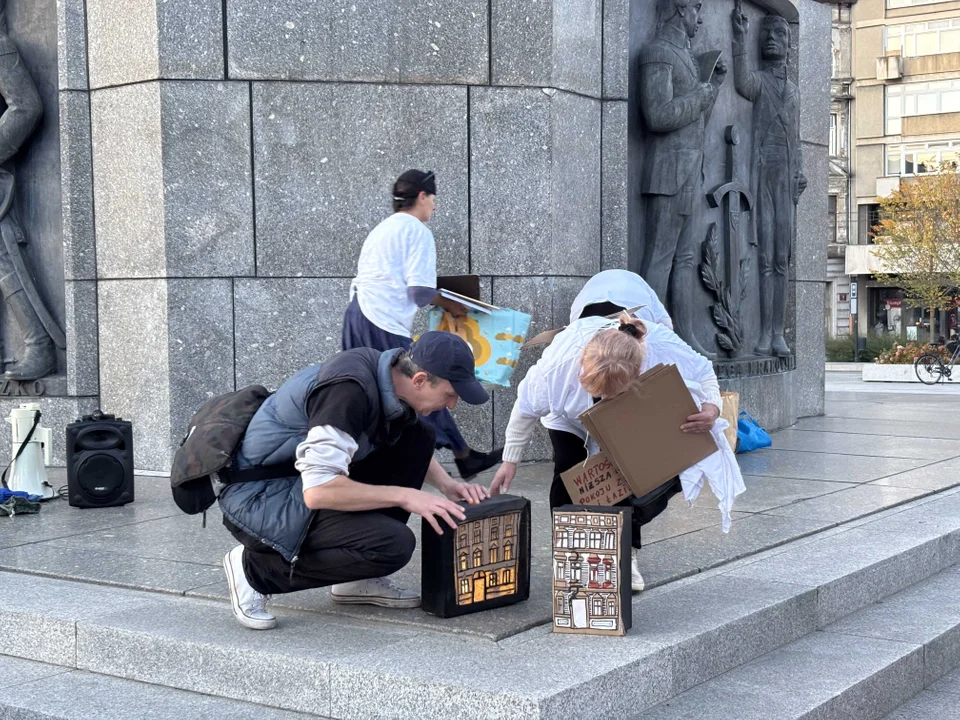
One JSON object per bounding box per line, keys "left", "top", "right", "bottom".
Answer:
{"left": 631, "top": 549, "right": 645, "bottom": 593}
{"left": 331, "top": 576, "right": 421, "bottom": 609}
{"left": 223, "top": 546, "right": 277, "bottom": 630}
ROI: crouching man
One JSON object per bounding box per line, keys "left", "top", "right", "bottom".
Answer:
{"left": 219, "top": 331, "right": 490, "bottom": 630}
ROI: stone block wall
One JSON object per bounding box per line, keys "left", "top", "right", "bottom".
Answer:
{"left": 57, "top": 0, "right": 827, "bottom": 471}
{"left": 57, "top": 0, "right": 618, "bottom": 470}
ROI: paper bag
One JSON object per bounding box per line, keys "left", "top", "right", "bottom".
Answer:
{"left": 720, "top": 391, "right": 739, "bottom": 452}
{"left": 560, "top": 452, "right": 633, "bottom": 507}
{"left": 429, "top": 307, "right": 533, "bottom": 387}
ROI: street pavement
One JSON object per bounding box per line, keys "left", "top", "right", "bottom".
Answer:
{"left": 1, "top": 374, "right": 958, "bottom": 641}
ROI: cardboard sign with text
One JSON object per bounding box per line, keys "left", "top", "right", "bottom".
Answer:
{"left": 560, "top": 452, "right": 633, "bottom": 507}
{"left": 579, "top": 363, "right": 718, "bottom": 497}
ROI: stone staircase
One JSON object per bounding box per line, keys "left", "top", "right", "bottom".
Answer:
{"left": 3, "top": 487, "right": 960, "bottom": 719}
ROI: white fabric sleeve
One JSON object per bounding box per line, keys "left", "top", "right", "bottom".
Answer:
{"left": 502, "top": 401, "right": 541, "bottom": 464}
{"left": 657, "top": 328, "right": 723, "bottom": 409}
{"left": 402, "top": 226, "right": 437, "bottom": 289}
{"left": 295, "top": 425, "right": 359, "bottom": 490}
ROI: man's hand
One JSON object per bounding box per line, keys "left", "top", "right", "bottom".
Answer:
{"left": 712, "top": 57, "right": 728, "bottom": 86}
{"left": 681, "top": 403, "right": 720, "bottom": 433}
{"left": 440, "top": 477, "right": 489, "bottom": 505}
{"left": 697, "top": 82, "right": 716, "bottom": 108}
{"left": 490, "top": 461, "right": 517, "bottom": 495}
{"left": 732, "top": 0, "right": 749, "bottom": 42}
{"left": 400, "top": 488, "right": 467, "bottom": 536}
{"left": 436, "top": 296, "right": 468, "bottom": 318}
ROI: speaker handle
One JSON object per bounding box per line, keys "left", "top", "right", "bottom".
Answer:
{"left": 74, "top": 425, "right": 122, "bottom": 450}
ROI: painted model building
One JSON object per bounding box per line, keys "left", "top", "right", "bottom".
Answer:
{"left": 421, "top": 494, "right": 531, "bottom": 618}
{"left": 552, "top": 506, "right": 632, "bottom": 636}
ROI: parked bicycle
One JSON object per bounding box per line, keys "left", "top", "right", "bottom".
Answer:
{"left": 914, "top": 340, "right": 960, "bottom": 384}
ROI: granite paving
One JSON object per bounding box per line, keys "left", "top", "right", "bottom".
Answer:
{"left": 1, "top": 385, "right": 958, "bottom": 641}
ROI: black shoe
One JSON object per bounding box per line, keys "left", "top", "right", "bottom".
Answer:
{"left": 455, "top": 448, "right": 503, "bottom": 480}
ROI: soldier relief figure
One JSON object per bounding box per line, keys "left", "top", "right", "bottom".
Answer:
{"left": 0, "top": 0, "right": 64, "bottom": 381}
{"left": 731, "top": 1, "right": 806, "bottom": 357}
{"left": 638, "top": 0, "right": 726, "bottom": 359}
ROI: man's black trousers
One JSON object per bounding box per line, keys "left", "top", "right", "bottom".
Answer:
{"left": 548, "top": 429, "right": 681, "bottom": 550}
{"left": 226, "top": 419, "right": 435, "bottom": 596}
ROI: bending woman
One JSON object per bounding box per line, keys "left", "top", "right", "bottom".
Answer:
{"left": 490, "top": 314, "right": 744, "bottom": 592}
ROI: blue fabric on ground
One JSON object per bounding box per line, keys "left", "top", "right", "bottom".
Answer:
{"left": 341, "top": 296, "right": 468, "bottom": 453}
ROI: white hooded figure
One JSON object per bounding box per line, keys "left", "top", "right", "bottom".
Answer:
{"left": 492, "top": 314, "right": 744, "bottom": 594}
{"left": 568, "top": 269, "right": 673, "bottom": 329}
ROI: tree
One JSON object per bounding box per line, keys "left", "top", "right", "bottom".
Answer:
{"left": 872, "top": 163, "right": 960, "bottom": 342}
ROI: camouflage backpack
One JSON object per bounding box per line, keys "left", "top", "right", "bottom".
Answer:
{"left": 170, "top": 385, "right": 296, "bottom": 520}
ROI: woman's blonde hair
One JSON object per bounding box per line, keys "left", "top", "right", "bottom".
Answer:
{"left": 579, "top": 314, "right": 647, "bottom": 398}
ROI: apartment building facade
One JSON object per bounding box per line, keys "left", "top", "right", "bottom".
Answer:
{"left": 828, "top": 0, "right": 960, "bottom": 340}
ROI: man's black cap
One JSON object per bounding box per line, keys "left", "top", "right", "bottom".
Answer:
{"left": 410, "top": 331, "right": 488, "bottom": 405}
{"left": 395, "top": 169, "right": 437, "bottom": 197}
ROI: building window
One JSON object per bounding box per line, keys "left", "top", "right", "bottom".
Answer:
{"left": 489, "top": 544, "right": 499, "bottom": 564}
{"left": 884, "top": 20, "right": 960, "bottom": 58}
{"left": 487, "top": 571, "right": 498, "bottom": 587}
{"left": 502, "top": 568, "right": 512, "bottom": 584}
{"left": 589, "top": 531, "right": 601, "bottom": 548}
{"left": 460, "top": 578, "right": 470, "bottom": 595}
{"left": 607, "top": 596, "right": 617, "bottom": 615}
{"left": 459, "top": 552, "right": 468, "bottom": 571}
{"left": 504, "top": 523, "right": 513, "bottom": 537}
{"left": 828, "top": 195, "right": 838, "bottom": 245}
{"left": 473, "top": 548, "right": 482, "bottom": 567}
{"left": 604, "top": 531, "right": 615, "bottom": 550}
{"left": 829, "top": 113, "right": 838, "bottom": 155}
{"left": 886, "top": 80, "right": 960, "bottom": 135}
{"left": 592, "top": 596, "right": 604, "bottom": 616}
{"left": 473, "top": 522, "right": 481, "bottom": 544}
{"left": 556, "top": 592, "right": 565, "bottom": 614}
{"left": 504, "top": 542, "right": 513, "bottom": 561}
{"left": 886, "top": 140, "right": 960, "bottom": 176}
{"left": 490, "top": 524, "right": 498, "bottom": 541}
{"left": 859, "top": 204, "right": 882, "bottom": 244}
{"left": 554, "top": 530, "right": 567, "bottom": 548}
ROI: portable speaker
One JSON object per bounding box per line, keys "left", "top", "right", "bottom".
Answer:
{"left": 66, "top": 410, "right": 134, "bottom": 508}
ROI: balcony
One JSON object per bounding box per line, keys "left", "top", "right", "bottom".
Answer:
{"left": 877, "top": 54, "right": 903, "bottom": 81}
{"left": 876, "top": 176, "right": 901, "bottom": 198}
{"left": 845, "top": 244, "right": 889, "bottom": 276}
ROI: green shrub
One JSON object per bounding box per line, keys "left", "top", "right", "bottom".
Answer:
{"left": 824, "top": 332, "right": 901, "bottom": 362}
{"left": 825, "top": 335, "right": 855, "bottom": 362}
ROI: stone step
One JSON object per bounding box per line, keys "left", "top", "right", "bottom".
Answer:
{"left": 885, "top": 666, "right": 960, "bottom": 718}
{"left": 638, "top": 563, "right": 960, "bottom": 719}
{"left": 0, "top": 654, "right": 317, "bottom": 719}
{"left": 1, "top": 488, "right": 959, "bottom": 719}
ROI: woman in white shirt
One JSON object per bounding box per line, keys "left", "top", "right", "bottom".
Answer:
{"left": 343, "top": 170, "right": 502, "bottom": 479}
{"left": 490, "top": 313, "right": 744, "bottom": 592}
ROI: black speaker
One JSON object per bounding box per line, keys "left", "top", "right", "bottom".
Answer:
{"left": 66, "top": 410, "right": 134, "bottom": 508}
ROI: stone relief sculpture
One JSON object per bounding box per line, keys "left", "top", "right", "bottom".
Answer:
{"left": 0, "top": 1, "right": 64, "bottom": 380}
{"left": 638, "top": 0, "right": 726, "bottom": 358}
{"left": 731, "top": 1, "right": 806, "bottom": 357}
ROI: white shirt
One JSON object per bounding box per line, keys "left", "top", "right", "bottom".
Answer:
{"left": 569, "top": 269, "right": 673, "bottom": 329}
{"left": 350, "top": 213, "right": 437, "bottom": 338}
{"left": 503, "top": 316, "right": 744, "bottom": 531}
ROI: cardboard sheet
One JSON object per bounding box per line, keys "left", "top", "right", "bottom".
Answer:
{"left": 560, "top": 452, "right": 633, "bottom": 507}
{"left": 579, "top": 364, "right": 718, "bottom": 496}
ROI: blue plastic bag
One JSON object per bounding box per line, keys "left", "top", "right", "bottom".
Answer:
{"left": 428, "top": 307, "right": 532, "bottom": 388}
{"left": 736, "top": 411, "right": 772, "bottom": 453}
